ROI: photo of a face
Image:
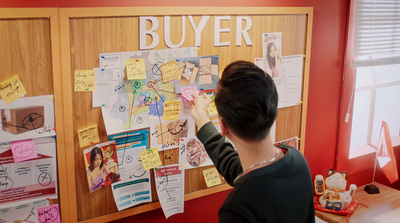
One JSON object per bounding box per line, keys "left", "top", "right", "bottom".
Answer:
{"left": 262, "top": 32, "right": 282, "bottom": 79}
{"left": 83, "top": 141, "right": 120, "bottom": 193}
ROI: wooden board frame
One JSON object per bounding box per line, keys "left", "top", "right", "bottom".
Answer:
{"left": 0, "top": 7, "right": 68, "bottom": 222}
{"left": 57, "top": 6, "right": 313, "bottom": 223}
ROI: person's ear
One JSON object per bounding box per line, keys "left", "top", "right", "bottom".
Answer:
{"left": 219, "top": 116, "right": 229, "bottom": 136}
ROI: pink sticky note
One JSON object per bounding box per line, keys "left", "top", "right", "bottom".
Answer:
{"left": 10, "top": 139, "right": 38, "bottom": 163}
{"left": 181, "top": 86, "right": 199, "bottom": 101}
{"left": 37, "top": 204, "right": 61, "bottom": 223}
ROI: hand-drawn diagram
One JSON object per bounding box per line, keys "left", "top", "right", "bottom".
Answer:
{"left": 100, "top": 48, "right": 198, "bottom": 135}
{"left": 0, "top": 95, "right": 56, "bottom": 143}
{"left": 179, "top": 137, "right": 213, "bottom": 170}
{"left": 0, "top": 137, "right": 57, "bottom": 207}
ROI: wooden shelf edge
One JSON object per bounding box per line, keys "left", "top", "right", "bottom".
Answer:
{"left": 79, "top": 183, "right": 232, "bottom": 223}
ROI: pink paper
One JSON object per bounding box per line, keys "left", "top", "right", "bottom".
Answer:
{"left": 10, "top": 139, "right": 38, "bottom": 163}
{"left": 181, "top": 86, "right": 200, "bottom": 101}
{"left": 37, "top": 204, "right": 61, "bottom": 223}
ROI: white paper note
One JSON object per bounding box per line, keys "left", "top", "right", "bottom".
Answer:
{"left": 154, "top": 164, "right": 184, "bottom": 218}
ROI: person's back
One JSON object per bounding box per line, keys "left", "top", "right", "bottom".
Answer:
{"left": 220, "top": 144, "right": 314, "bottom": 222}
{"left": 191, "top": 60, "right": 315, "bottom": 222}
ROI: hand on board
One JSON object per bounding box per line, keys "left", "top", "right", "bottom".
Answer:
{"left": 190, "top": 92, "right": 212, "bottom": 129}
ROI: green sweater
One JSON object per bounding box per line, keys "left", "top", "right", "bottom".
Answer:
{"left": 197, "top": 122, "right": 315, "bottom": 223}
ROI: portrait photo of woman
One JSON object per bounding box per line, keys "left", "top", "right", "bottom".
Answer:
{"left": 84, "top": 141, "right": 120, "bottom": 193}
{"left": 263, "top": 32, "right": 282, "bottom": 79}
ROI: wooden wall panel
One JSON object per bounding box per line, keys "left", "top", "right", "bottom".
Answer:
{"left": 0, "top": 9, "right": 68, "bottom": 223}
{"left": 0, "top": 18, "right": 53, "bottom": 96}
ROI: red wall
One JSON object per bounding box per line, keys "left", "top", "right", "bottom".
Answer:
{"left": 1, "top": 0, "right": 350, "bottom": 222}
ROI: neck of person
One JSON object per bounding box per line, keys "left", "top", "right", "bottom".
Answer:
{"left": 228, "top": 132, "right": 279, "bottom": 172}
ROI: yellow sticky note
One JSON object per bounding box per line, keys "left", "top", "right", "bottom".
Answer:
{"left": 74, "top": 70, "right": 95, "bottom": 91}
{"left": 77, "top": 125, "right": 100, "bottom": 147}
{"left": 207, "top": 101, "right": 218, "bottom": 116}
{"left": 163, "top": 101, "right": 180, "bottom": 120}
{"left": 203, "top": 167, "right": 222, "bottom": 187}
{"left": 140, "top": 148, "right": 162, "bottom": 170}
{"left": 0, "top": 75, "right": 27, "bottom": 104}
{"left": 126, "top": 58, "right": 146, "bottom": 80}
{"left": 161, "top": 60, "right": 180, "bottom": 83}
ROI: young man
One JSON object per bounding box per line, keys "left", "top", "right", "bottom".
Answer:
{"left": 191, "top": 61, "right": 315, "bottom": 222}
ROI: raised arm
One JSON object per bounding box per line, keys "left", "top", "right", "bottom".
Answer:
{"left": 191, "top": 93, "right": 242, "bottom": 186}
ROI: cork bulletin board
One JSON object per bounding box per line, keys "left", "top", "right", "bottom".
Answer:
{"left": 0, "top": 7, "right": 313, "bottom": 223}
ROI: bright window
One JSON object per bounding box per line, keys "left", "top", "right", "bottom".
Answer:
{"left": 339, "top": 0, "right": 400, "bottom": 160}
{"left": 349, "top": 64, "right": 400, "bottom": 157}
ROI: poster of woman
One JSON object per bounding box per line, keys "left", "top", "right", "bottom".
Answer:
{"left": 83, "top": 141, "right": 120, "bottom": 193}
{"left": 262, "top": 32, "right": 282, "bottom": 79}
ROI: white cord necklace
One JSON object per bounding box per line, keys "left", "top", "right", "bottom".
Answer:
{"left": 234, "top": 148, "right": 280, "bottom": 184}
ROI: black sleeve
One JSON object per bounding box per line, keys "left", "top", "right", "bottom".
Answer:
{"left": 196, "top": 122, "right": 242, "bottom": 186}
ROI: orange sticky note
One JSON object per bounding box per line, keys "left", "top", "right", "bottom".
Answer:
{"left": 74, "top": 70, "right": 95, "bottom": 91}
{"left": 207, "top": 101, "right": 218, "bottom": 116}
{"left": 203, "top": 167, "right": 222, "bottom": 187}
{"left": 0, "top": 75, "right": 27, "bottom": 104}
{"left": 163, "top": 101, "right": 180, "bottom": 120}
{"left": 78, "top": 125, "right": 100, "bottom": 147}
{"left": 161, "top": 60, "right": 180, "bottom": 83}
{"left": 126, "top": 58, "right": 146, "bottom": 80}
{"left": 140, "top": 148, "right": 162, "bottom": 170}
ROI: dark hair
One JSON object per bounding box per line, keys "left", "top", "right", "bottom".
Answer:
{"left": 266, "top": 42, "right": 277, "bottom": 69}
{"left": 215, "top": 61, "right": 278, "bottom": 141}
{"left": 89, "top": 147, "right": 104, "bottom": 171}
